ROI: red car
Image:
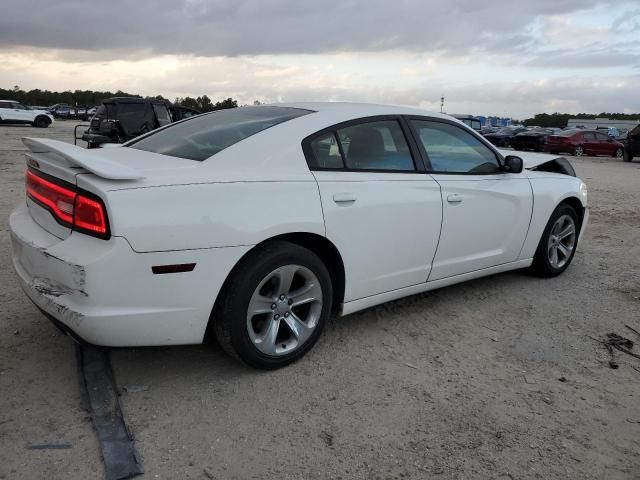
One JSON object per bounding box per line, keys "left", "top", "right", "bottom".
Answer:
{"left": 544, "top": 129, "right": 625, "bottom": 157}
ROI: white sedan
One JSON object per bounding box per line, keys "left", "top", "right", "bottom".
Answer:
{"left": 10, "top": 103, "right": 588, "bottom": 368}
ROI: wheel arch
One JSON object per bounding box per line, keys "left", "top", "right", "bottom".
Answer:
{"left": 559, "top": 196, "right": 585, "bottom": 229}
{"left": 204, "top": 232, "right": 346, "bottom": 342}
{"left": 33, "top": 114, "right": 51, "bottom": 126}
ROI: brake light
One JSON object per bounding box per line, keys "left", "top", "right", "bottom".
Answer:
{"left": 26, "top": 169, "right": 109, "bottom": 238}
{"left": 74, "top": 195, "right": 107, "bottom": 235}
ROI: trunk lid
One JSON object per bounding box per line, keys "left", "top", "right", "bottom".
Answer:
{"left": 22, "top": 137, "right": 196, "bottom": 240}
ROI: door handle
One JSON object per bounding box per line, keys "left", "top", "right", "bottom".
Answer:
{"left": 447, "top": 194, "right": 464, "bottom": 204}
{"left": 333, "top": 192, "right": 357, "bottom": 204}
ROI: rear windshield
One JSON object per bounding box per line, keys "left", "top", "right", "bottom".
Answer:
{"left": 128, "top": 106, "right": 312, "bottom": 161}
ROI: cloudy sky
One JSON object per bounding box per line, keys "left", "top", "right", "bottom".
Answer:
{"left": 1, "top": 0, "right": 639, "bottom": 118}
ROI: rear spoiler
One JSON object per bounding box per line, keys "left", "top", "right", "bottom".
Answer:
{"left": 22, "top": 137, "right": 144, "bottom": 180}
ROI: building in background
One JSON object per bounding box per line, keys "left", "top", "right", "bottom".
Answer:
{"left": 476, "top": 116, "right": 513, "bottom": 127}
{"left": 567, "top": 118, "right": 639, "bottom": 131}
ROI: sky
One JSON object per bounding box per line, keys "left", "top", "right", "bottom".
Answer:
{"left": 1, "top": 0, "right": 639, "bottom": 118}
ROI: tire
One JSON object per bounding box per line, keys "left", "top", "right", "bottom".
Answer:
{"left": 614, "top": 148, "right": 623, "bottom": 158}
{"left": 530, "top": 204, "right": 579, "bottom": 277}
{"left": 212, "top": 241, "right": 333, "bottom": 369}
{"left": 33, "top": 116, "right": 50, "bottom": 128}
{"left": 623, "top": 150, "right": 633, "bottom": 162}
{"left": 573, "top": 145, "right": 584, "bottom": 156}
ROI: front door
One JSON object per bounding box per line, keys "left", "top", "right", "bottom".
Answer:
{"left": 408, "top": 118, "right": 533, "bottom": 281}
{"left": 304, "top": 117, "right": 443, "bottom": 302}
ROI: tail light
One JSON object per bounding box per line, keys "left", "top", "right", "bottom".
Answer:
{"left": 26, "top": 169, "right": 110, "bottom": 239}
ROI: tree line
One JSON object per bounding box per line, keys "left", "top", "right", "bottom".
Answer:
{"left": 0, "top": 86, "right": 239, "bottom": 113}
{"left": 3, "top": 86, "right": 638, "bottom": 123}
{"left": 521, "top": 112, "right": 640, "bottom": 128}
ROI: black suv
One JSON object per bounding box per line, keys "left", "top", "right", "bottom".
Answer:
{"left": 82, "top": 97, "right": 200, "bottom": 148}
{"left": 622, "top": 125, "right": 640, "bottom": 163}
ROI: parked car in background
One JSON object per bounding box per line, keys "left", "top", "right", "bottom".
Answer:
{"left": 544, "top": 129, "right": 624, "bottom": 157}
{"left": 450, "top": 114, "right": 481, "bottom": 131}
{"left": 512, "top": 128, "right": 558, "bottom": 152}
{"left": 483, "top": 126, "right": 527, "bottom": 147}
{"left": 0, "top": 100, "right": 54, "bottom": 127}
{"left": 70, "top": 106, "right": 89, "bottom": 121}
{"left": 170, "top": 105, "right": 201, "bottom": 121}
{"left": 11, "top": 102, "right": 588, "bottom": 369}
{"left": 81, "top": 97, "right": 201, "bottom": 148}
{"left": 620, "top": 125, "right": 640, "bottom": 163}
{"left": 81, "top": 97, "right": 175, "bottom": 148}
{"left": 48, "top": 104, "right": 72, "bottom": 119}
{"left": 480, "top": 126, "right": 501, "bottom": 135}
{"left": 596, "top": 126, "right": 620, "bottom": 138}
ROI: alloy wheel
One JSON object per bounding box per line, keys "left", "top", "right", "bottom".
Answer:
{"left": 574, "top": 146, "right": 584, "bottom": 156}
{"left": 615, "top": 148, "right": 623, "bottom": 158}
{"left": 246, "top": 264, "right": 323, "bottom": 356}
{"left": 547, "top": 214, "right": 576, "bottom": 269}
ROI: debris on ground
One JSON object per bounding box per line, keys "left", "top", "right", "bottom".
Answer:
{"left": 590, "top": 331, "right": 640, "bottom": 369}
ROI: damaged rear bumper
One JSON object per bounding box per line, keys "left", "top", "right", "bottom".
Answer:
{"left": 9, "top": 202, "right": 247, "bottom": 347}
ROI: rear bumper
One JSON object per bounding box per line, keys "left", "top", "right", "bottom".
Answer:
{"left": 10, "top": 202, "right": 250, "bottom": 347}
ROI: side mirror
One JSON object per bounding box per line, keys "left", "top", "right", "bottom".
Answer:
{"left": 503, "top": 155, "right": 523, "bottom": 174}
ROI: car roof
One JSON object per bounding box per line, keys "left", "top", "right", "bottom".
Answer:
{"left": 0, "top": 99, "right": 19, "bottom": 102}
{"left": 273, "top": 101, "right": 452, "bottom": 121}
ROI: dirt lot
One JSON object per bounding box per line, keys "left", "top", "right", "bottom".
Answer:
{"left": 1, "top": 121, "right": 639, "bottom": 480}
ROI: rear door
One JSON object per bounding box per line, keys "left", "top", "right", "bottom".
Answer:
{"left": 595, "top": 132, "right": 613, "bottom": 155}
{"left": 305, "top": 117, "right": 443, "bottom": 302}
{"left": 582, "top": 132, "right": 598, "bottom": 155}
{"left": 408, "top": 118, "right": 533, "bottom": 280}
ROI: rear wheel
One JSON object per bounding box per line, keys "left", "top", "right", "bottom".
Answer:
{"left": 614, "top": 148, "right": 623, "bottom": 158}
{"left": 530, "top": 204, "right": 579, "bottom": 277}
{"left": 212, "top": 241, "right": 333, "bottom": 369}
{"left": 574, "top": 145, "right": 584, "bottom": 156}
{"left": 33, "top": 116, "right": 50, "bottom": 128}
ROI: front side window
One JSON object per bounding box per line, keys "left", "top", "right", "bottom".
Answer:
{"left": 411, "top": 120, "right": 500, "bottom": 174}
{"left": 129, "top": 106, "right": 311, "bottom": 161}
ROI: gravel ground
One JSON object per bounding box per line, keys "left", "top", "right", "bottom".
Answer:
{"left": 1, "top": 121, "right": 639, "bottom": 480}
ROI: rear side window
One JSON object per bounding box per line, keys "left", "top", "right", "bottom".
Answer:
{"left": 411, "top": 120, "right": 500, "bottom": 174}
{"left": 310, "top": 132, "right": 344, "bottom": 169}
{"left": 129, "top": 106, "right": 311, "bottom": 161}
{"left": 306, "top": 119, "right": 415, "bottom": 172}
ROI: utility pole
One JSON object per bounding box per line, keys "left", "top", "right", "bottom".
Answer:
{"left": 440, "top": 96, "right": 445, "bottom": 113}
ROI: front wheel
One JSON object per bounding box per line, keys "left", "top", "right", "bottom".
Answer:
{"left": 530, "top": 204, "right": 579, "bottom": 277}
{"left": 33, "top": 116, "right": 50, "bottom": 128}
{"left": 574, "top": 145, "right": 584, "bottom": 156}
{"left": 614, "top": 148, "right": 623, "bottom": 158}
{"left": 212, "top": 241, "right": 333, "bottom": 369}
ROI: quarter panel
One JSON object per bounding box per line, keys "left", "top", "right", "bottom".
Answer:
{"left": 106, "top": 181, "right": 325, "bottom": 252}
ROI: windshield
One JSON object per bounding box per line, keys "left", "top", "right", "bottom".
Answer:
{"left": 128, "top": 106, "right": 312, "bottom": 161}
